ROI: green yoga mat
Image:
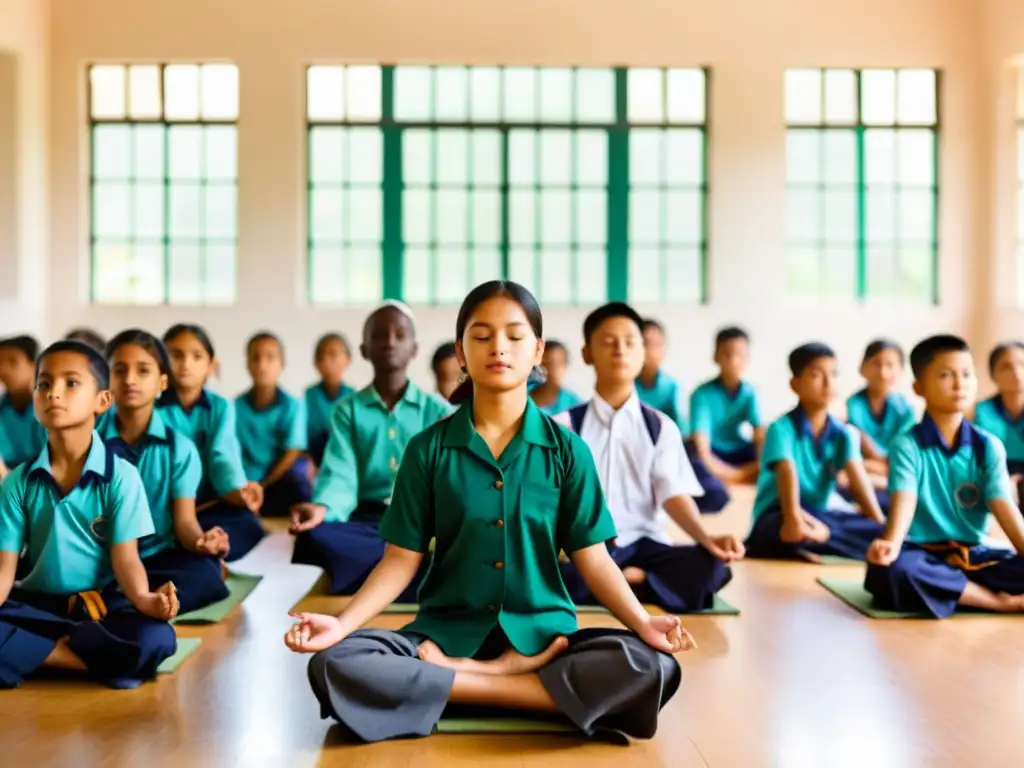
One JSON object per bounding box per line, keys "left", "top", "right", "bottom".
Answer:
{"left": 818, "top": 577, "right": 1008, "bottom": 619}
{"left": 172, "top": 572, "right": 263, "bottom": 625}
{"left": 798, "top": 551, "right": 862, "bottom": 566}
{"left": 380, "top": 595, "right": 739, "bottom": 616}
{"left": 435, "top": 717, "right": 578, "bottom": 734}
{"left": 157, "top": 637, "right": 202, "bottom": 674}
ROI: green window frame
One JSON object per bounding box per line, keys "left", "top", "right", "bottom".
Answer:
{"left": 88, "top": 64, "right": 239, "bottom": 305}
{"left": 306, "top": 65, "right": 708, "bottom": 306}
{"left": 785, "top": 68, "right": 940, "bottom": 303}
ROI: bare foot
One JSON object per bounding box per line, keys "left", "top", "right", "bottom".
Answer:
{"left": 622, "top": 566, "right": 647, "bottom": 586}
{"left": 417, "top": 639, "right": 463, "bottom": 670}
{"left": 995, "top": 593, "right": 1024, "bottom": 612}
{"left": 490, "top": 636, "right": 569, "bottom": 675}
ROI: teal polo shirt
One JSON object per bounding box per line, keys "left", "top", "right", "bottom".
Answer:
{"left": 751, "top": 407, "right": 861, "bottom": 521}
{"left": 636, "top": 370, "right": 689, "bottom": 436}
{"left": 0, "top": 433, "right": 154, "bottom": 594}
{"left": 973, "top": 396, "right": 1024, "bottom": 463}
{"left": 890, "top": 415, "right": 1012, "bottom": 545}
{"left": 535, "top": 388, "right": 585, "bottom": 416}
{"left": 157, "top": 388, "right": 248, "bottom": 498}
{"left": 313, "top": 382, "right": 454, "bottom": 522}
{"left": 0, "top": 394, "right": 46, "bottom": 469}
{"left": 234, "top": 388, "right": 308, "bottom": 482}
{"left": 380, "top": 398, "right": 618, "bottom": 658}
{"left": 689, "top": 377, "right": 762, "bottom": 454}
{"left": 99, "top": 407, "right": 202, "bottom": 558}
{"left": 846, "top": 389, "right": 917, "bottom": 458}
{"left": 305, "top": 382, "right": 355, "bottom": 452}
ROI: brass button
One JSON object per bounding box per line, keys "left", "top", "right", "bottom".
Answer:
{"left": 494, "top": 480, "right": 503, "bottom": 490}
{"left": 389, "top": 456, "right": 398, "bottom": 470}
{"left": 388, "top": 428, "right": 396, "bottom": 439}
{"left": 494, "top": 561, "right": 504, "bottom": 569}
{"left": 495, "top": 519, "right": 504, "bottom": 528}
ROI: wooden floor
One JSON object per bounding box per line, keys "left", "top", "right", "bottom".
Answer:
{"left": 2, "top": 490, "right": 1023, "bottom": 767}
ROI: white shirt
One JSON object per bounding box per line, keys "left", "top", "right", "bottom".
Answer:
{"left": 553, "top": 393, "right": 704, "bottom": 547}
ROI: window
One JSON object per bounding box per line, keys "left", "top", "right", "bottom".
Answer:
{"left": 785, "top": 68, "right": 938, "bottom": 302}
{"left": 89, "top": 64, "right": 239, "bottom": 304}
{"left": 306, "top": 65, "right": 708, "bottom": 306}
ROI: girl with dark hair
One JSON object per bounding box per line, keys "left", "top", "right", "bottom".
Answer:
{"left": 305, "top": 333, "right": 355, "bottom": 466}
{"left": 159, "top": 324, "right": 266, "bottom": 561}
{"left": 101, "top": 330, "right": 230, "bottom": 614}
{"left": 286, "top": 281, "right": 687, "bottom": 743}
{"left": 975, "top": 341, "right": 1024, "bottom": 499}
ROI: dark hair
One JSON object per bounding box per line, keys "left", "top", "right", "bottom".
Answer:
{"left": 247, "top": 331, "right": 284, "bottom": 360}
{"left": 37, "top": 340, "right": 110, "bottom": 389}
{"left": 789, "top": 342, "right": 836, "bottom": 377}
{"left": 862, "top": 338, "right": 905, "bottom": 367}
{"left": 715, "top": 326, "right": 749, "bottom": 348}
{"left": 65, "top": 327, "right": 107, "bottom": 352}
{"left": 363, "top": 302, "right": 417, "bottom": 342}
{"left": 0, "top": 335, "right": 39, "bottom": 362}
{"left": 450, "top": 281, "right": 543, "bottom": 405}
{"left": 909, "top": 335, "right": 970, "bottom": 379}
{"left": 315, "top": 332, "right": 351, "bottom": 360}
{"left": 105, "top": 329, "right": 173, "bottom": 378}
{"left": 164, "top": 324, "right": 216, "bottom": 358}
{"left": 431, "top": 342, "right": 457, "bottom": 373}
{"left": 641, "top": 318, "right": 665, "bottom": 335}
{"left": 988, "top": 341, "right": 1024, "bottom": 376}
{"left": 583, "top": 302, "right": 644, "bottom": 343}
{"left": 544, "top": 340, "right": 569, "bottom": 362}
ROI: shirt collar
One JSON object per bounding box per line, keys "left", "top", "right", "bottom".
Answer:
{"left": 913, "top": 412, "right": 982, "bottom": 457}
{"left": 635, "top": 370, "right": 663, "bottom": 394}
{"left": 788, "top": 405, "right": 843, "bottom": 444}
{"left": 442, "top": 397, "right": 555, "bottom": 449}
{"left": 28, "top": 431, "right": 114, "bottom": 490}
{"left": 991, "top": 395, "right": 1024, "bottom": 425}
{"left": 318, "top": 381, "right": 349, "bottom": 402}
{"left": 588, "top": 391, "right": 642, "bottom": 426}
{"left": 714, "top": 377, "right": 747, "bottom": 401}
{"left": 158, "top": 387, "right": 212, "bottom": 411}
{"left": 357, "top": 380, "right": 425, "bottom": 411}
{"left": 854, "top": 388, "right": 890, "bottom": 424}
{"left": 0, "top": 393, "right": 33, "bottom": 416}
{"left": 244, "top": 387, "right": 287, "bottom": 410}
{"left": 100, "top": 406, "right": 171, "bottom": 444}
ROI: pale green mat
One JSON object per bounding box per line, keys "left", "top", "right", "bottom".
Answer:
{"left": 799, "top": 552, "right": 862, "bottom": 566}
{"left": 172, "top": 572, "right": 263, "bottom": 625}
{"left": 435, "top": 717, "right": 577, "bottom": 734}
{"left": 818, "top": 577, "right": 1009, "bottom": 619}
{"left": 157, "top": 637, "right": 202, "bottom": 674}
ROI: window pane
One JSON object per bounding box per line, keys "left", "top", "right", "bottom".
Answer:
{"left": 787, "top": 246, "right": 822, "bottom": 296}
{"left": 539, "top": 190, "right": 572, "bottom": 244}
{"left": 508, "top": 130, "right": 536, "bottom": 186}
{"left": 575, "top": 68, "right": 614, "bottom": 123}
{"left": 204, "top": 244, "right": 236, "bottom": 304}
{"left": 628, "top": 69, "right": 664, "bottom": 123}
{"left": 628, "top": 248, "right": 661, "bottom": 303}
{"left": 896, "top": 129, "right": 934, "bottom": 185}
{"left": 897, "top": 69, "right": 936, "bottom": 124}
{"left": 472, "top": 190, "right": 501, "bottom": 245}
{"left": 168, "top": 244, "right": 203, "bottom": 304}
{"left": 169, "top": 184, "right": 202, "bottom": 238}
{"left": 894, "top": 246, "right": 933, "bottom": 300}
{"left": 470, "top": 67, "right": 501, "bottom": 122}
{"left": 786, "top": 130, "right": 821, "bottom": 183}
{"left": 865, "top": 188, "right": 896, "bottom": 242}
{"left": 864, "top": 129, "right": 896, "bottom": 184}
{"left": 134, "top": 125, "right": 165, "bottom": 180}
{"left": 347, "top": 66, "right": 381, "bottom": 121}
{"left": 824, "top": 69, "right": 857, "bottom": 124}
{"left": 403, "top": 130, "right": 432, "bottom": 185}
{"left": 129, "top": 244, "right": 165, "bottom": 304}
{"left": 164, "top": 65, "right": 200, "bottom": 121}
{"left": 309, "top": 127, "right": 345, "bottom": 183}
{"left": 665, "top": 247, "right": 702, "bottom": 303}
{"left": 348, "top": 187, "right": 382, "bottom": 241}
{"left": 575, "top": 190, "right": 606, "bottom": 246}
{"left": 200, "top": 64, "right": 239, "bottom": 120}
{"left": 134, "top": 183, "right": 164, "bottom": 238}
{"left": 786, "top": 69, "right": 822, "bottom": 125}
{"left": 897, "top": 190, "right": 934, "bottom": 240}
{"left": 128, "top": 65, "right": 161, "bottom": 119}
{"left": 822, "top": 130, "right": 857, "bottom": 184}
{"left": 395, "top": 67, "right": 432, "bottom": 120}
{"left": 311, "top": 187, "right": 345, "bottom": 241}
{"left": 787, "top": 189, "right": 821, "bottom": 242}
{"left": 629, "top": 190, "right": 662, "bottom": 243}
{"left": 205, "top": 185, "right": 236, "bottom": 238}
{"left": 403, "top": 188, "right": 431, "bottom": 244}
{"left": 575, "top": 130, "right": 607, "bottom": 186}
{"left": 436, "top": 189, "right": 468, "bottom": 244}
{"left": 865, "top": 244, "right": 896, "bottom": 295}
{"left": 507, "top": 248, "right": 537, "bottom": 293}
{"left": 471, "top": 249, "right": 503, "bottom": 286}
{"left": 434, "top": 66, "right": 468, "bottom": 121}
{"left": 309, "top": 247, "right": 345, "bottom": 303}
{"left": 93, "top": 183, "right": 132, "bottom": 238}
{"left": 472, "top": 131, "right": 502, "bottom": 185}
{"left": 436, "top": 130, "right": 469, "bottom": 185}
{"left": 539, "top": 68, "right": 573, "bottom": 123}
{"left": 93, "top": 126, "right": 133, "bottom": 179}
{"left": 402, "top": 248, "right": 431, "bottom": 304}
{"left": 307, "top": 66, "right": 345, "bottom": 120}
{"left": 509, "top": 190, "right": 536, "bottom": 245}
{"left": 348, "top": 128, "right": 382, "bottom": 183}
{"left": 823, "top": 189, "right": 857, "bottom": 242}
{"left": 539, "top": 131, "right": 572, "bottom": 185}
{"left": 861, "top": 69, "right": 897, "bottom": 125}
{"left": 168, "top": 126, "right": 203, "bottom": 180}
{"left": 576, "top": 248, "right": 607, "bottom": 304}
{"left": 204, "top": 126, "right": 237, "bottom": 180}
{"left": 347, "top": 247, "right": 383, "bottom": 303}
{"left": 666, "top": 69, "right": 705, "bottom": 123}
{"left": 503, "top": 68, "right": 537, "bottom": 122}
{"left": 665, "top": 129, "right": 704, "bottom": 184}
{"left": 821, "top": 247, "right": 856, "bottom": 297}
{"left": 90, "top": 66, "right": 126, "bottom": 119}
{"left": 538, "top": 249, "right": 573, "bottom": 303}
{"left": 665, "top": 190, "right": 702, "bottom": 244}
{"left": 629, "top": 129, "right": 663, "bottom": 185}
{"left": 436, "top": 249, "right": 469, "bottom": 303}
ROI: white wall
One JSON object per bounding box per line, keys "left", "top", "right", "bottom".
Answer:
{"left": 0, "top": 0, "right": 48, "bottom": 338}
{"left": 45, "top": 0, "right": 988, "bottom": 417}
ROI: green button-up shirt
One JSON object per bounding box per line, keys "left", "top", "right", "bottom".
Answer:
{"left": 380, "top": 398, "right": 617, "bottom": 657}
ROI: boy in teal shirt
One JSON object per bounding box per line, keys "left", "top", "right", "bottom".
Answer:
{"left": 974, "top": 341, "right": 1024, "bottom": 498}
{"left": 0, "top": 340, "right": 178, "bottom": 688}
{"left": 290, "top": 302, "right": 452, "bottom": 600}
{"left": 529, "top": 340, "right": 584, "bottom": 415}
{"left": 746, "top": 342, "right": 885, "bottom": 561}
{"left": 689, "top": 327, "right": 763, "bottom": 485}
{"left": 305, "top": 333, "right": 355, "bottom": 466}
{"left": 0, "top": 335, "right": 46, "bottom": 478}
{"left": 865, "top": 335, "right": 1024, "bottom": 617}
{"left": 236, "top": 332, "right": 311, "bottom": 517}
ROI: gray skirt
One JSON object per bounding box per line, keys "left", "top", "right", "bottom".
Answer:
{"left": 306, "top": 626, "right": 681, "bottom": 743}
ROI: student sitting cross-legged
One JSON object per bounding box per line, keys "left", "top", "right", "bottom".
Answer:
{"left": 0, "top": 341, "right": 178, "bottom": 689}
{"left": 285, "top": 281, "right": 688, "bottom": 743}
{"left": 100, "top": 330, "right": 230, "bottom": 615}
{"left": 236, "top": 332, "right": 312, "bottom": 517}
{"left": 0, "top": 335, "right": 46, "bottom": 482}
{"left": 974, "top": 341, "right": 1024, "bottom": 501}
{"left": 290, "top": 302, "right": 452, "bottom": 601}
{"left": 688, "top": 327, "right": 764, "bottom": 486}
{"left": 160, "top": 324, "right": 266, "bottom": 562}
{"left": 865, "top": 335, "right": 1024, "bottom": 617}
{"left": 305, "top": 333, "right": 355, "bottom": 468}
{"left": 745, "top": 343, "right": 885, "bottom": 561}
{"left": 554, "top": 303, "right": 740, "bottom": 613}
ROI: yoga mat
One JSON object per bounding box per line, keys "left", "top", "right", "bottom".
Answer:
{"left": 817, "top": 578, "right": 1006, "bottom": 619}
{"left": 435, "top": 717, "right": 578, "bottom": 734}
{"left": 574, "top": 594, "right": 739, "bottom": 616}
{"left": 797, "top": 551, "right": 862, "bottom": 566}
{"left": 157, "top": 637, "right": 202, "bottom": 674}
{"left": 172, "top": 572, "right": 263, "bottom": 625}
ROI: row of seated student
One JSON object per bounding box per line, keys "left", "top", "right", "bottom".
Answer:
{"left": 1, "top": 290, "right": 1024, "bottom": 728}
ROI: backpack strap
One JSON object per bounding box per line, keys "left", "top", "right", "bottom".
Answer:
{"left": 567, "top": 403, "right": 589, "bottom": 434}
{"left": 639, "top": 403, "right": 663, "bottom": 445}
